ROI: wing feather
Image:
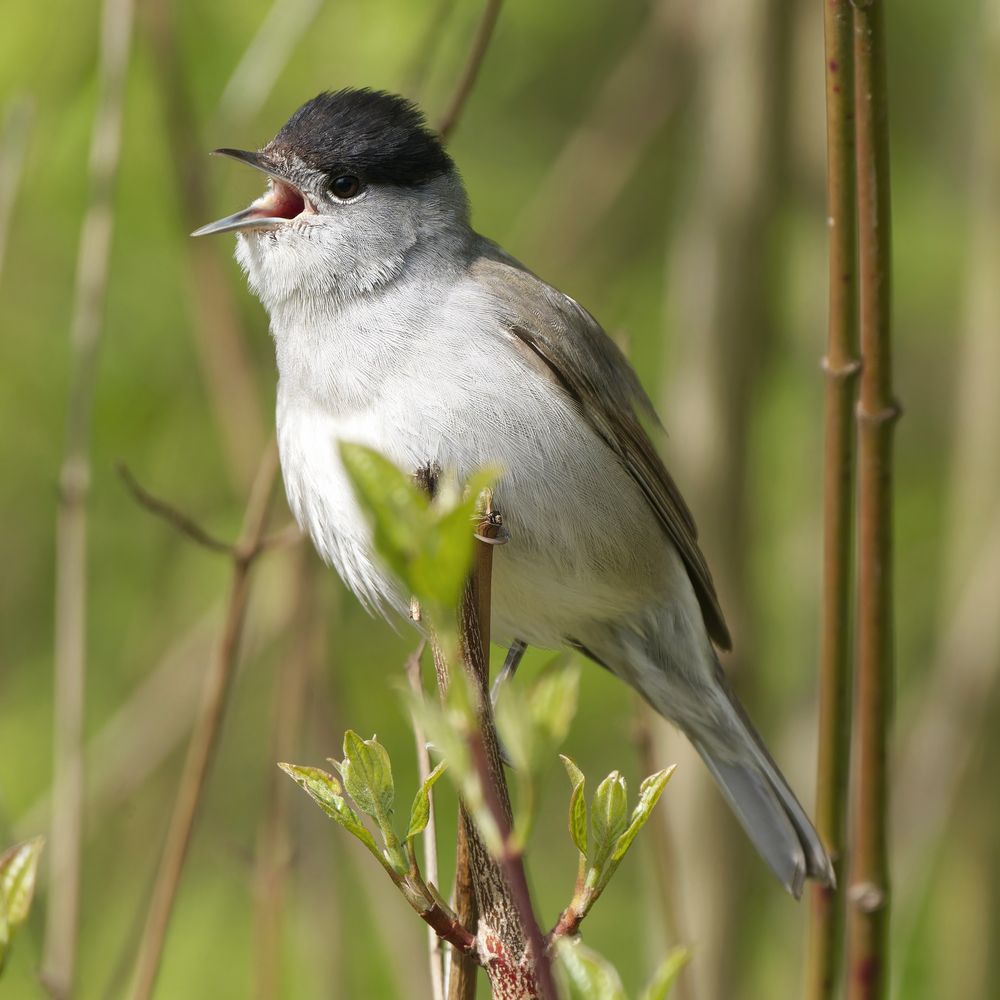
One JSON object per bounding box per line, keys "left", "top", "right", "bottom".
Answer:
{"left": 470, "top": 251, "right": 732, "bottom": 651}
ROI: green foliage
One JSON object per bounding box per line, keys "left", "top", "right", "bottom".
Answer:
{"left": 556, "top": 938, "right": 628, "bottom": 1000}
{"left": 277, "top": 763, "right": 383, "bottom": 865}
{"left": 494, "top": 656, "right": 581, "bottom": 847}
{"left": 339, "top": 442, "right": 496, "bottom": 619}
{"left": 494, "top": 655, "right": 580, "bottom": 774}
{"left": 283, "top": 739, "right": 458, "bottom": 916}
{"left": 338, "top": 731, "right": 397, "bottom": 841}
{"left": 555, "top": 938, "right": 689, "bottom": 1000}
{"left": 559, "top": 756, "right": 675, "bottom": 922}
{"left": 407, "top": 760, "right": 448, "bottom": 841}
{"left": 639, "top": 948, "right": 691, "bottom": 1000}
{"left": 590, "top": 771, "right": 629, "bottom": 874}
{"left": 0, "top": 836, "right": 44, "bottom": 976}
{"left": 562, "top": 756, "right": 588, "bottom": 856}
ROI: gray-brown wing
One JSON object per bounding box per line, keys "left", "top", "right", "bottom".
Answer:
{"left": 470, "top": 251, "right": 732, "bottom": 651}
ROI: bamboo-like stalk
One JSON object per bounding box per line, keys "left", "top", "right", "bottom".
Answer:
{"left": 128, "top": 444, "right": 280, "bottom": 1000}
{"left": 42, "top": 1, "right": 135, "bottom": 995}
{"left": 846, "top": 2, "right": 897, "bottom": 998}
{"left": 806, "top": 1, "right": 860, "bottom": 997}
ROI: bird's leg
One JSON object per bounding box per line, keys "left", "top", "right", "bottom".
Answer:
{"left": 491, "top": 638, "right": 527, "bottom": 708}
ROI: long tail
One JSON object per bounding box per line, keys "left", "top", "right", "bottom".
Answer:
{"left": 609, "top": 634, "right": 835, "bottom": 897}
{"left": 686, "top": 673, "right": 834, "bottom": 897}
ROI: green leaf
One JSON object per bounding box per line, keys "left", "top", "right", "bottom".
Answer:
{"left": 611, "top": 765, "right": 675, "bottom": 862}
{"left": 278, "top": 763, "right": 381, "bottom": 859}
{"left": 415, "top": 496, "right": 478, "bottom": 610}
{"left": 590, "top": 771, "right": 628, "bottom": 872}
{"left": 407, "top": 760, "right": 448, "bottom": 840}
{"left": 640, "top": 946, "right": 690, "bottom": 1000}
{"left": 554, "top": 937, "right": 627, "bottom": 1000}
{"left": 496, "top": 658, "right": 580, "bottom": 774}
{"left": 493, "top": 679, "right": 532, "bottom": 771}
{"left": 339, "top": 442, "right": 430, "bottom": 590}
{"left": 340, "top": 443, "right": 500, "bottom": 620}
{"left": 528, "top": 658, "right": 579, "bottom": 751}
{"left": 0, "top": 837, "right": 44, "bottom": 928}
{"left": 0, "top": 837, "right": 44, "bottom": 976}
{"left": 560, "top": 755, "right": 588, "bottom": 857}
{"left": 403, "top": 673, "right": 502, "bottom": 855}
{"left": 340, "top": 731, "right": 395, "bottom": 829}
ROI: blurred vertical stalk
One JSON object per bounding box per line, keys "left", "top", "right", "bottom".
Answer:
{"left": 892, "top": 3, "right": 1000, "bottom": 988}
{"left": 0, "top": 96, "right": 33, "bottom": 280}
{"left": 129, "top": 445, "right": 278, "bottom": 1000}
{"left": 143, "top": 0, "right": 267, "bottom": 492}
{"left": 806, "top": 1, "right": 859, "bottom": 997}
{"left": 659, "top": 0, "right": 792, "bottom": 993}
{"left": 252, "top": 544, "right": 315, "bottom": 1000}
{"left": 846, "top": 2, "right": 897, "bottom": 998}
{"left": 43, "top": 0, "right": 135, "bottom": 995}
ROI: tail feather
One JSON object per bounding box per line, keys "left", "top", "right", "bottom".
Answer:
{"left": 691, "top": 734, "right": 834, "bottom": 898}
{"left": 587, "top": 619, "right": 834, "bottom": 895}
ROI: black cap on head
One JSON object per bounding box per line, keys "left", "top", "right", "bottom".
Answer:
{"left": 267, "top": 88, "right": 453, "bottom": 187}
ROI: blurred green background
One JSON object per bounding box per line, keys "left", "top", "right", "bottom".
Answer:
{"left": 1, "top": 0, "right": 998, "bottom": 997}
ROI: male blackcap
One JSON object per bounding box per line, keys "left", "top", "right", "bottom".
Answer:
{"left": 194, "top": 88, "right": 834, "bottom": 897}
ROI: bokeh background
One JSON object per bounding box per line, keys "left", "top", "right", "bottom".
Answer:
{"left": 2, "top": 0, "right": 998, "bottom": 997}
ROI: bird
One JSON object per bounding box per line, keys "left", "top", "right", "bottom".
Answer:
{"left": 193, "top": 87, "right": 834, "bottom": 897}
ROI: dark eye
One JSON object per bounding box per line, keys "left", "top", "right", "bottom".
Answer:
{"left": 330, "top": 175, "right": 363, "bottom": 199}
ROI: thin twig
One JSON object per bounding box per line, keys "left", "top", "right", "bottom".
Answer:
{"left": 128, "top": 443, "right": 280, "bottom": 1000}
{"left": 43, "top": 0, "right": 135, "bottom": 995}
{"left": 807, "top": 1, "right": 860, "bottom": 997}
{"left": 846, "top": 2, "right": 897, "bottom": 998}
{"left": 435, "top": 0, "right": 504, "bottom": 141}
{"left": 0, "top": 95, "right": 33, "bottom": 281}
{"left": 405, "top": 641, "right": 447, "bottom": 1000}
{"left": 117, "top": 463, "right": 233, "bottom": 553}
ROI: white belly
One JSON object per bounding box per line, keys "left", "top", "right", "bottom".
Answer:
{"left": 276, "top": 335, "right": 674, "bottom": 649}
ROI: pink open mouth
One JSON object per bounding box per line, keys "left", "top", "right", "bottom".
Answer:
{"left": 252, "top": 179, "right": 310, "bottom": 222}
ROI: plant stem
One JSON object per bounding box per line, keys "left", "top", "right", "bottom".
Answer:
{"left": 406, "top": 642, "right": 448, "bottom": 1000}
{"left": 435, "top": 0, "right": 504, "bottom": 141}
{"left": 847, "top": 2, "right": 897, "bottom": 998}
{"left": 252, "top": 546, "right": 317, "bottom": 1000}
{"left": 460, "top": 512, "right": 556, "bottom": 1000}
{"left": 143, "top": 0, "right": 267, "bottom": 491}
{"left": 43, "top": 1, "right": 135, "bottom": 995}
{"left": 448, "top": 821, "right": 479, "bottom": 1000}
{"left": 128, "top": 444, "right": 279, "bottom": 1000}
{"left": 807, "top": 1, "right": 860, "bottom": 997}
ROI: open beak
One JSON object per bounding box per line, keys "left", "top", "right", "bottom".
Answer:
{"left": 191, "top": 148, "right": 312, "bottom": 237}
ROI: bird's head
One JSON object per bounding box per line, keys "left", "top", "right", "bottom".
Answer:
{"left": 194, "top": 88, "right": 469, "bottom": 309}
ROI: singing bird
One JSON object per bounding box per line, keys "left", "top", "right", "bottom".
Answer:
{"left": 194, "top": 88, "right": 833, "bottom": 897}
